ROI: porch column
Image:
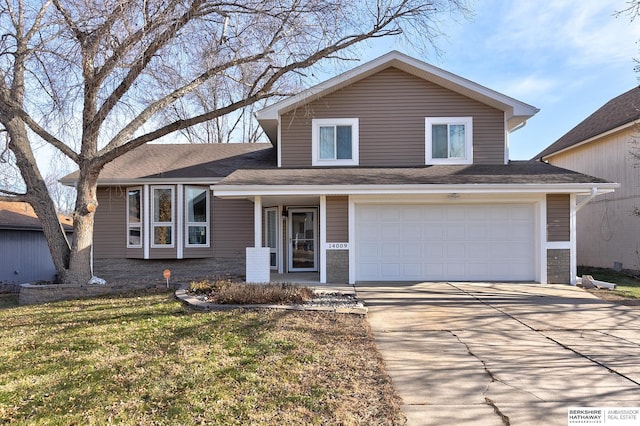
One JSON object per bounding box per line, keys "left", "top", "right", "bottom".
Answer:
{"left": 246, "top": 195, "right": 270, "bottom": 283}
{"left": 319, "top": 195, "right": 327, "bottom": 283}
{"left": 254, "top": 196, "right": 262, "bottom": 247}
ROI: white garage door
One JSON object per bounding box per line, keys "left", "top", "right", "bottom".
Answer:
{"left": 355, "top": 204, "right": 536, "bottom": 282}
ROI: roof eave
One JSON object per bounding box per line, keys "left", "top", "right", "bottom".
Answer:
{"left": 542, "top": 119, "right": 640, "bottom": 160}
{"left": 212, "top": 182, "right": 618, "bottom": 197}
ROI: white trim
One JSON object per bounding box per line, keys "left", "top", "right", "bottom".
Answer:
{"left": 150, "top": 185, "right": 175, "bottom": 248}
{"left": 254, "top": 196, "right": 262, "bottom": 247}
{"left": 319, "top": 196, "right": 327, "bottom": 283}
{"left": 278, "top": 205, "right": 284, "bottom": 274}
{"left": 425, "top": 117, "right": 473, "bottom": 165}
{"left": 311, "top": 118, "right": 359, "bottom": 166}
{"left": 264, "top": 207, "right": 278, "bottom": 270}
{"left": 539, "top": 198, "right": 547, "bottom": 284}
{"left": 143, "top": 185, "right": 150, "bottom": 259}
{"left": 277, "top": 117, "right": 282, "bottom": 168}
{"left": 184, "top": 185, "right": 211, "bottom": 249}
{"left": 570, "top": 193, "right": 577, "bottom": 285}
{"left": 547, "top": 241, "right": 571, "bottom": 249}
{"left": 213, "top": 183, "right": 618, "bottom": 197}
{"left": 504, "top": 112, "right": 509, "bottom": 165}
{"left": 126, "top": 186, "right": 143, "bottom": 249}
{"left": 542, "top": 119, "right": 640, "bottom": 160}
{"left": 176, "top": 185, "right": 184, "bottom": 259}
{"left": 348, "top": 197, "right": 356, "bottom": 285}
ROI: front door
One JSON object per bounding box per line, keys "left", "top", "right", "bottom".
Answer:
{"left": 288, "top": 208, "right": 317, "bottom": 271}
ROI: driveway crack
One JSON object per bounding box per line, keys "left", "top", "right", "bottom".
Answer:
{"left": 448, "top": 282, "right": 640, "bottom": 388}
{"left": 449, "top": 331, "right": 511, "bottom": 426}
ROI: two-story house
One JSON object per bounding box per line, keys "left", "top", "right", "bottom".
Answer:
{"left": 73, "top": 51, "right": 617, "bottom": 285}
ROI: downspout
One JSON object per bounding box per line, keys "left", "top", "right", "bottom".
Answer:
{"left": 576, "top": 187, "right": 598, "bottom": 212}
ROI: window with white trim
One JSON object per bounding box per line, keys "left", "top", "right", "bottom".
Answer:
{"left": 425, "top": 117, "right": 473, "bottom": 165}
{"left": 151, "top": 186, "right": 174, "bottom": 247}
{"left": 312, "top": 118, "right": 359, "bottom": 166}
{"left": 127, "top": 187, "right": 142, "bottom": 248}
{"left": 185, "top": 186, "right": 209, "bottom": 247}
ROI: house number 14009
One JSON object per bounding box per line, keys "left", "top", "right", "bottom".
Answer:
{"left": 326, "top": 242, "right": 349, "bottom": 250}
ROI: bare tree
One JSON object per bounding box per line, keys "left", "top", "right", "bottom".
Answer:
{"left": 0, "top": 0, "right": 470, "bottom": 283}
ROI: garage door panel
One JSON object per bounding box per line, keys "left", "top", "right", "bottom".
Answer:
{"left": 356, "top": 203, "right": 536, "bottom": 282}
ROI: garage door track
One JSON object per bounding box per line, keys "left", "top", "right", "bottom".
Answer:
{"left": 357, "top": 282, "right": 640, "bottom": 425}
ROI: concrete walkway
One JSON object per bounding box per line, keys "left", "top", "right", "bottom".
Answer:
{"left": 356, "top": 282, "right": 640, "bottom": 425}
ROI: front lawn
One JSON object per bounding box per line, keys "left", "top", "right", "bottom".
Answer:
{"left": 578, "top": 266, "right": 640, "bottom": 300}
{"left": 0, "top": 292, "right": 403, "bottom": 425}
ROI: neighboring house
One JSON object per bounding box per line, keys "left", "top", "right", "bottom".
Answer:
{"left": 63, "top": 51, "right": 617, "bottom": 285}
{"left": 0, "top": 201, "right": 73, "bottom": 283}
{"left": 537, "top": 86, "right": 640, "bottom": 272}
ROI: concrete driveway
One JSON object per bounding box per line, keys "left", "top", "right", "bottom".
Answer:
{"left": 356, "top": 282, "right": 640, "bottom": 425}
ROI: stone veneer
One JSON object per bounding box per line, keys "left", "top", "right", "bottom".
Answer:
{"left": 19, "top": 257, "right": 246, "bottom": 305}
{"left": 547, "top": 249, "right": 571, "bottom": 284}
{"left": 326, "top": 250, "right": 349, "bottom": 284}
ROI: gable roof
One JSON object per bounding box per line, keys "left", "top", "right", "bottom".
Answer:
{"left": 60, "top": 143, "right": 275, "bottom": 186}
{"left": 0, "top": 201, "right": 73, "bottom": 231}
{"left": 256, "top": 51, "right": 539, "bottom": 142}
{"left": 538, "top": 86, "right": 640, "bottom": 159}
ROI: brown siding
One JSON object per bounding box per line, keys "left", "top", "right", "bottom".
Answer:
{"left": 95, "top": 187, "right": 128, "bottom": 259}
{"left": 547, "top": 194, "right": 570, "bottom": 242}
{"left": 326, "top": 196, "right": 348, "bottom": 242}
{"left": 213, "top": 197, "right": 254, "bottom": 258}
{"left": 280, "top": 67, "right": 505, "bottom": 167}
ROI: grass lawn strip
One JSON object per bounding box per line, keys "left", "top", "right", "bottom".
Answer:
{"left": 578, "top": 266, "right": 640, "bottom": 302}
{"left": 0, "top": 292, "right": 403, "bottom": 425}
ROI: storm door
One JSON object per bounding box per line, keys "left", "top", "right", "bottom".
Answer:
{"left": 288, "top": 208, "right": 317, "bottom": 271}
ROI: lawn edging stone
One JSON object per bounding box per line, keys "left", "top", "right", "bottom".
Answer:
{"left": 175, "top": 286, "right": 368, "bottom": 315}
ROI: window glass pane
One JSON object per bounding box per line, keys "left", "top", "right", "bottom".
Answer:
{"left": 432, "top": 124, "right": 448, "bottom": 158}
{"left": 336, "top": 126, "right": 352, "bottom": 159}
{"left": 319, "top": 126, "right": 335, "bottom": 159}
{"left": 154, "top": 226, "right": 172, "bottom": 245}
{"left": 154, "top": 188, "right": 172, "bottom": 222}
{"left": 187, "top": 187, "right": 207, "bottom": 222}
{"left": 449, "top": 124, "right": 466, "bottom": 158}
{"left": 266, "top": 210, "right": 277, "bottom": 247}
{"left": 188, "top": 226, "right": 207, "bottom": 245}
{"left": 128, "top": 189, "right": 141, "bottom": 223}
{"left": 128, "top": 228, "right": 141, "bottom": 246}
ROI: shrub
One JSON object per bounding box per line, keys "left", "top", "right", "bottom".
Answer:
{"left": 189, "top": 279, "right": 314, "bottom": 305}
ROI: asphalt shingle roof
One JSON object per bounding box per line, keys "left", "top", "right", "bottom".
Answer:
{"left": 0, "top": 201, "right": 73, "bottom": 231}
{"left": 61, "top": 143, "right": 275, "bottom": 184}
{"left": 536, "top": 86, "right": 640, "bottom": 159}
{"left": 217, "top": 161, "right": 610, "bottom": 186}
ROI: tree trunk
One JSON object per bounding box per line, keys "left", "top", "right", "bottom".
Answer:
{"left": 6, "top": 118, "right": 72, "bottom": 281}
{"left": 65, "top": 166, "right": 100, "bottom": 284}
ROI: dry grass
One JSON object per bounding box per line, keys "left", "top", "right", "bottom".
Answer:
{"left": 0, "top": 291, "right": 404, "bottom": 425}
{"left": 189, "top": 279, "right": 315, "bottom": 305}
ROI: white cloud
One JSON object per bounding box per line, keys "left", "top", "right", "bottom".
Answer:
{"left": 488, "top": 0, "right": 640, "bottom": 68}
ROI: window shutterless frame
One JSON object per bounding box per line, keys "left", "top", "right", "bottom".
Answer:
{"left": 126, "top": 187, "right": 143, "bottom": 248}
{"left": 311, "top": 118, "right": 359, "bottom": 166}
{"left": 150, "top": 185, "right": 175, "bottom": 248}
{"left": 425, "top": 117, "right": 473, "bottom": 165}
{"left": 184, "top": 186, "right": 210, "bottom": 248}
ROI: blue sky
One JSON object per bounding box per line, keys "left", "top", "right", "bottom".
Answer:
{"left": 354, "top": 0, "right": 640, "bottom": 160}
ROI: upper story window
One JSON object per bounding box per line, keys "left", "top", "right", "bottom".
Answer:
{"left": 152, "top": 186, "right": 174, "bottom": 247}
{"left": 127, "top": 187, "right": 142, "bottom": 248}
{"left": 185, "top": 186, "right": 209, "bottom": 247}
{"left": 312, "top": 118, "right": 359, "bottom": 166}
{"left": 425, "top": 117, "right": 473, "bottom": 165}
